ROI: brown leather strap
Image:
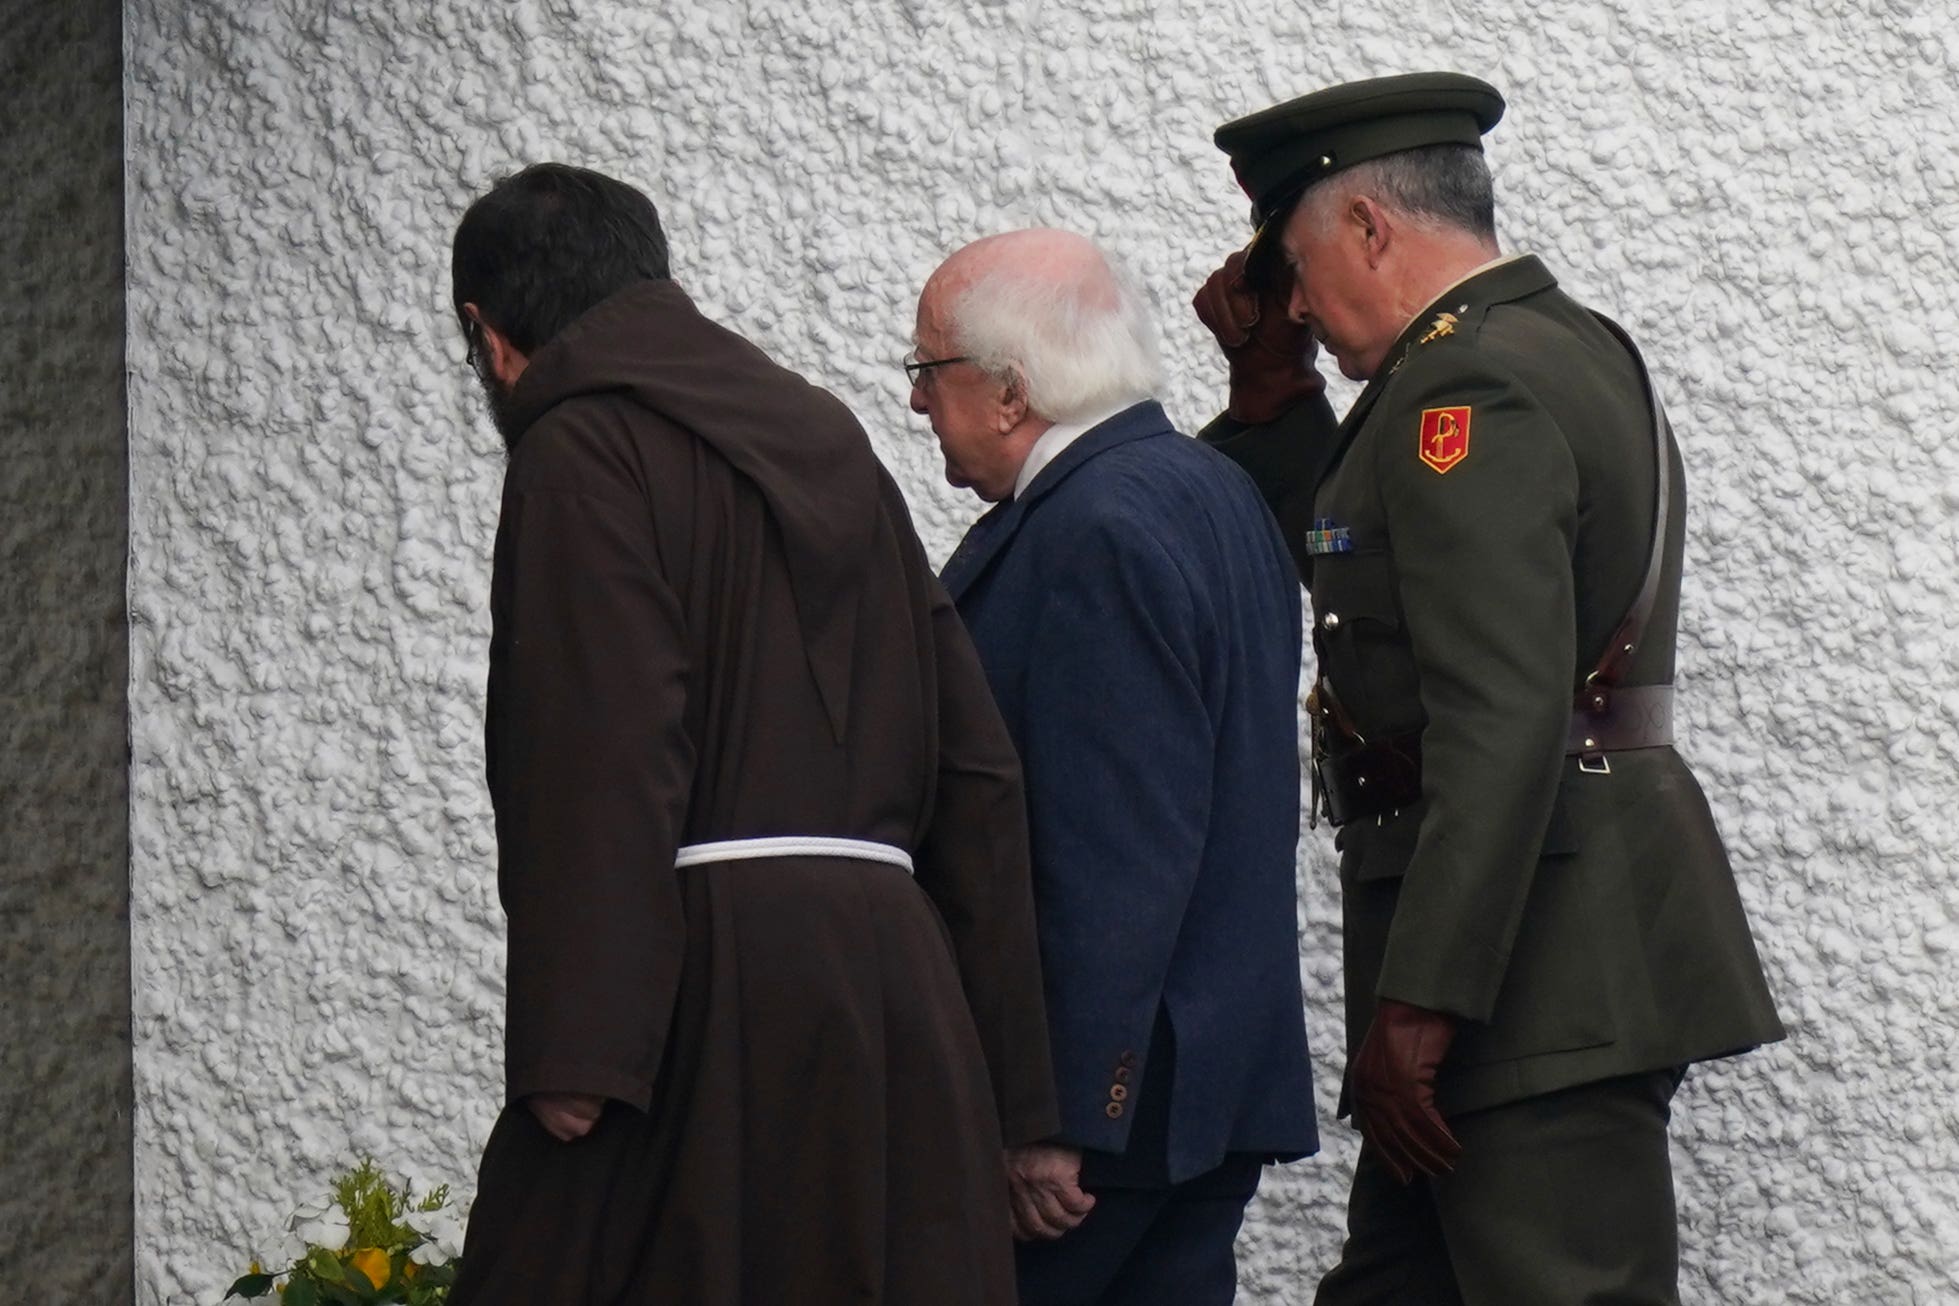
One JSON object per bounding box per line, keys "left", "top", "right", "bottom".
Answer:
{"left": 1321, "top": 684, "right": 1678, "bottom": 825}
{"left": 1581, "top": 314, "right": 1672, "bottom": 699}
{"left": 1567, "top": 685, "right": 1674, "bottom": 755}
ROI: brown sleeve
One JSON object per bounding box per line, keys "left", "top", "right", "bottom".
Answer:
{"left": 911, "top": 576, "right": 1061, "bottom": 1146}
{"left": 488, "top": 480, "right": 694, "bottom": 1112}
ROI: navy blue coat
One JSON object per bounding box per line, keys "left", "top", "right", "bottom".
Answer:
{"left": 941, "top": 401, "right": 1318, "bottom": 1182}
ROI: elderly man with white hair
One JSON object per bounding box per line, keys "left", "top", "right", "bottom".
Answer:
{"left": 912, "top": 229, "right": 1320, "bottom": 1305}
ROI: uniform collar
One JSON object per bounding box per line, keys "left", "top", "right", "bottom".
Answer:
{"left": 1370, "top": 253, "right": 1556, "bottom": 392}
{"left": 1396, "top": 252, "right": 1531, "bottom": 340}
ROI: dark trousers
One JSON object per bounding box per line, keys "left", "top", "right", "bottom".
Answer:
{"left": 1014, "top": 1153, "right": 1265, "bottom": 1306}
{"left": 1315, "top": 1069, "right": 1686, "bottom": 1306}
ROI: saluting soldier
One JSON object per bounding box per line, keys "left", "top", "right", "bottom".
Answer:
{"left": 1192, "top": 73, "right": 1785, "bottom": 1303}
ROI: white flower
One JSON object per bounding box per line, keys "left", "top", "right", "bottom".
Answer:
{"left": 288, "top": 1197, "right": 350, "bottom": 1252}
{"left": 265, "top": 1227, "right": 308, "bottom": 1266}
{"left": 403, "top": 1209, "right": 466, "bottom": 1263}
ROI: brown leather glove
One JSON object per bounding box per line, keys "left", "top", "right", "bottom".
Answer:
{"left": 1350, "top": 997, "right": 1464, "bottom": 1185}
{"left": 1192, "top": 248, "right": 1327, "bottom": 425}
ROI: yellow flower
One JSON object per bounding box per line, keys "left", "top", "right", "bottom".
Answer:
{"left": 402, "top": 1261, "right": 420, "bottom": 1281}
{"left": 347, "top": 1247, "right": 391, "bottom": 1290}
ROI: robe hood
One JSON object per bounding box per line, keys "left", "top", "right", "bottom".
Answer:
{"left": 504, "top": 278, "right": 882, "bottom": 742}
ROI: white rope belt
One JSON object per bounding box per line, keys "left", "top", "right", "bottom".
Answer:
{"left": 673, "top": 835, "right": 914, "bottom": 875}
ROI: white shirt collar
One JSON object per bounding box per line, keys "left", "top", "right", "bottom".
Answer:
{"left": 1012, "top": 399, "right": 1140, "bottom": 500}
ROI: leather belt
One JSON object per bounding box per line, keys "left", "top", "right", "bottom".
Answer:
{"left": 1316, "top": 732, "right": 1424, "bottom": 828}
{"left": 1567, "top": 685, "right": 1673, "bottom": 755}
{"left": 1315, "top": 686, "right": 1676, "bottom": 827}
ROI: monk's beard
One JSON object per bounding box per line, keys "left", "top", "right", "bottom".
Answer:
{"left": 475, "top": 368, "right": 526, "bottom": 452}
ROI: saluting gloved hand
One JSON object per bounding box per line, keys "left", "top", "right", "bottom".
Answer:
{"left": 1350, "top": 997, "right": 1464, "bottom": 1185}
{"left": 1192, "top": 248, "right": 1327, "bottom": 425}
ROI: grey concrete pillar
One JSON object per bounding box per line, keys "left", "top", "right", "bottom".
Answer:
{"left": 0, "top": 0, "right": 134, "bottom": 1298}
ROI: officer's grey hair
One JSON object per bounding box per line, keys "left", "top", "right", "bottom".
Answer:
{"left": 1303, "top": 143, "right": 1498, "bottom": 242}
{"left": 948, "top": 245, "right": 1163, "bottom": 424}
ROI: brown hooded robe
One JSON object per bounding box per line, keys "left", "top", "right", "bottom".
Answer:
{"left": 448, "top": 280, "right": 1057, "bottom": 1305}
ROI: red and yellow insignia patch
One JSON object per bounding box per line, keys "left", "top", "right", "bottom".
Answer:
{"left": 1418, "top": 406, "right": 1471, "bottom": 475}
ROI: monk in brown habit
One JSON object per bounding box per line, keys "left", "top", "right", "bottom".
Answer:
{"left": 444, "top": 163, "right": 1057, "bottom": 1304}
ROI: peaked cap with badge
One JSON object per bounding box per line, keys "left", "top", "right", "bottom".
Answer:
{"left": 1196, "top": 71, "right": 1784, "bottom": 1304}
{"left": 1216, "top": 72, "right": 1506, "bottom": 280}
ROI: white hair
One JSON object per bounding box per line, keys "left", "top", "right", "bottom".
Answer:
{"left": 947, "top": 244, "right": 1163, "bottom": 424}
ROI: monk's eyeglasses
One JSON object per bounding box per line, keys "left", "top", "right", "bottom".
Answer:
{"left": 462, "top": 318, "right": 487, "bottom": 375}
{"left": 903, "top": 352, "right": 972, "bottom": 386}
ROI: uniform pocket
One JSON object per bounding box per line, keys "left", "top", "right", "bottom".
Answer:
{"left": 1311, "top": 550, "right": 1401, "bottom": 629}
{"left": 1310, "top": 552, "right": 1417, "bottom": 729}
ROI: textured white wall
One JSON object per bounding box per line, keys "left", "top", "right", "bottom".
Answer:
{"left": 126, "top": 1, "right": 1959, "bottom": 1301}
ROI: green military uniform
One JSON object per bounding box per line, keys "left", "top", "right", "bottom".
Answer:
{"left": 1208, "top": 254, "right": 1784, "bottom": 1104}
{"left": 1202, "top": 74, "right": 1784, "bottom": 1304}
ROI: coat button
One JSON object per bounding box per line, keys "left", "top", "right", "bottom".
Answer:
{"left": 1321, "top": 611, "right": 1341, "bottom": 631}
{"left": 1110, "top": 1084, "right": 1128, "bottom": 1102}
{"left": 1119, "top": 1050, "right": 1137, "bottom": 1068}
{"left": 1114, "top": 1066, "right": 1130, "bottom": 1084}
{"left": 1105, "top": 1102, "right": 1124, "bottom": 1119}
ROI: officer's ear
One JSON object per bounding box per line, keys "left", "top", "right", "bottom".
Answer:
{"left": 1349, "top": 197, "right": 1392, "bottom": 269}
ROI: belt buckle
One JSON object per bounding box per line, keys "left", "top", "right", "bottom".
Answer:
{"left": 1578, "top": 753, "right": 1612, "bottom": 775}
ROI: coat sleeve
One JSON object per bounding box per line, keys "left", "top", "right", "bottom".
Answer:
{"left": 1200, "top": 394, "right": 1343, "bottom": 580}
{"left": 1017, "top": 512, "right": 1214, "bottom": 1153}
{"left": 487, "top": 469, "right": 694, "bottom": 1112}
{"left": 1369, "top": 349, "right": 1579, "bottom": 1022}
{"left": 913, "top": 576, "right": 1061, "bottom": 1147}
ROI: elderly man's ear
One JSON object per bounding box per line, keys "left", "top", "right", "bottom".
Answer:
{"left": 995, "top": 371, "right": 1030, "bottom": 432}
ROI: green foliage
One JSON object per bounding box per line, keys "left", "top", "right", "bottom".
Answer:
{"left": 223, "top": 1272, "right": 274, "bottom": 1299}
{"left": 333, "top": 1159, "right": 422, "bottom": 1253}
{"left": 221, "top": 1159, "right": 465, "bottom": 1305}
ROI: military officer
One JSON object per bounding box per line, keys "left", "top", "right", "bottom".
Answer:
{"left": 1192, "top": 73, "right": 1786, "bottom": 1303}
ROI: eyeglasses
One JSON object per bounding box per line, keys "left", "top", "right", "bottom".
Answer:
{"left": 462, "top": 318, "right": 486, "bottom": 374}
{"left": 903, "top": 351, "right": 972, "bottom": 386}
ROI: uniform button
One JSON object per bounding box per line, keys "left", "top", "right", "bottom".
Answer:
{"left": 1114, "top": 1066, "right": 1131, "bottom": 1084}
{"left": 1321, "top": 611, "right": 1341, "bottom": 631}
{"left": 1105, "top": 1102, "right": 1124, "bottom": 1119}
{"left": 1110, "top": 1084, "right": 1128, "bottom": 1102}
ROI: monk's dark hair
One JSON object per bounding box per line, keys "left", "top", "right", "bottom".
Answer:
{"left": 451, "top": 162, "right": 671, "bottom": 356}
